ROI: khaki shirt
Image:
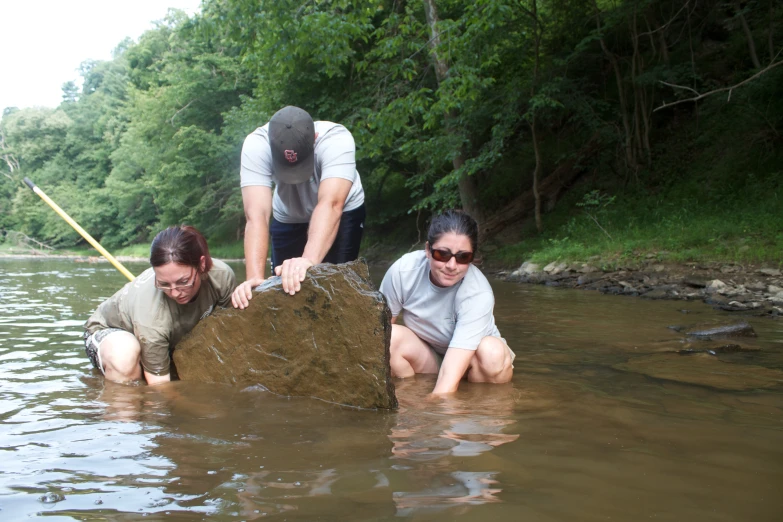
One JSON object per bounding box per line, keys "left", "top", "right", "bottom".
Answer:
{"left": 84, "top": 259, "right": 236, "bottom": 375}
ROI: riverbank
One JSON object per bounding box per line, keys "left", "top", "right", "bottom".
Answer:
{"left": 499, "top": 258, "right": 783, "bottom": 317}
{"left": 5, "top": 248, "right": 781, "bottom": 318}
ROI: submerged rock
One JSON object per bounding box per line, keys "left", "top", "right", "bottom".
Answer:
{"left": 639, "top": 340, "right": 760, "bottom": 354}
{"left": 173, "top": 260, "right": 397, "bottom": 410}
{"left": 39, "top": 493, "right": 65, "bottom": 504}
{"left": 614, "top": 353, "right": 783, "bottom": 391}
{"left": 683, "top": 321, "right": 757, "bottom": 339}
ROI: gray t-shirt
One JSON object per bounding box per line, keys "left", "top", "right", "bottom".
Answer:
{"left": 84, "top": 259, "right": 236, "bottom": 376}
{"left": 379, "top": 250, "right": 501, "bottom": 355}
{"left": 239, "top": 120, "right": 365, "bottom": 223}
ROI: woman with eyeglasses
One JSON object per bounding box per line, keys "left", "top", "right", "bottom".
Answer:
{"left": 379, "top": 210, "right": 514, "bottom": 394}
{"left": 83, "top": 225, "right": 236, "bottom": 385}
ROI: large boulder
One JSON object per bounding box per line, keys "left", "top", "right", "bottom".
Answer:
{"left": 173, "top": 260, "right": 397, "bottom": 410}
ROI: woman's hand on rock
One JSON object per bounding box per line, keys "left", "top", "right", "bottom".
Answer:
{"left": 231, "top": 278, "right": 264, "bottom": 309}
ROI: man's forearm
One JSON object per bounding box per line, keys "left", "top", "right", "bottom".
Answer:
{"left": 244, "top": 220, "right": 269, "bottom": 280}
{"left": 302, "top": 202, "right": 342, "bottom": 264}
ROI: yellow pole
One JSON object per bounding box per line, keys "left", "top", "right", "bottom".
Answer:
{"left": 23, "top": 177, "right": 135, "bottom": 281}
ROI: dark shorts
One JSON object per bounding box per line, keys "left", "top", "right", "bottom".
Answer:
{"left": 84, "top": 328, "right": 125, "bottom": 373}
{"left": 269, "top": 204, "right": 365, "bottom": 271}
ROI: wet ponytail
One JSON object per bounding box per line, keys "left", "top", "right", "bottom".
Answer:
{"left": 150, "top": 225, "right": 213, "bottom": 274}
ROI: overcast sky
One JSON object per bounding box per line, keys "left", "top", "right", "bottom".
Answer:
{"left": 1, "top": 0, "right": 203, "bottom": 112}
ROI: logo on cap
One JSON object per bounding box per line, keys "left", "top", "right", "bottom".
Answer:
{"left": 284, "top": 150, "right": 298, "bottom": 163}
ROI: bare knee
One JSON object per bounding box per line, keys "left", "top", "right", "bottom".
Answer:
{"left": 389, "top": 325, "right": 415, "bottom": 378}
{"left": 101, "top": 331, "right": 143, "bottom": 382}
{"left": 471, "top": 337, "right": 513, "bottom": 383}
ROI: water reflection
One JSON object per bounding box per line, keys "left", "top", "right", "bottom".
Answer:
{"left": 1, "top": 259, "right": 782, "bottom": 521}
{"left": 389, "top": 378, "right": 522, "bottom": 515}
{"left": 79, "top": 374, "right": 528, "bottom": 519}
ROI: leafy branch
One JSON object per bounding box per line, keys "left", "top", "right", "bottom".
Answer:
{"left": 655, "top": 54, "right": 783, "bottom": 112}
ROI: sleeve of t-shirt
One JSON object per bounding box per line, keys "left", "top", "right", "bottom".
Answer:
{"left": 215, "top": 266, "right": 237, "bottom": 308}
{"left": 135, "top": 323, "right": 172, "bottom": 376}
{"left": 317, "top": 125, "right": 356, "bottom": 183}
{"left": 449, "top": 291, "right": 496, "bottom": 351}
{"left": 239, "top": 130, "right": 274, "bottom": 188}
{"left": 379, "top": 260, "right": 403, "bottom": 318}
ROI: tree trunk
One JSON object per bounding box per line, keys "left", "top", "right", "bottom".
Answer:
{"left": 630, "top": 4, "right": 650, "bottom": 166}
{"left": 529, "top": 0, "right": 543, "bottom": 233}
{"left": 422, "top": 0, "right": 481, "bottom": 220}
{"left": 770, "top": 0, "right": 776, "bottom": 64}
{"left": 736, "top": 1, "right": 761, "bottom": 69}
{"left": 0, "top": 129, "right": 20, "bottom": 179}
{"left": 531, "top": 116, "right": 543, "bottom": 233}
{"left": 593, "top": 1, "right": 635, "bottom": 170}
{"left": 480, "top": 134, "right": 601, "bottom": 239}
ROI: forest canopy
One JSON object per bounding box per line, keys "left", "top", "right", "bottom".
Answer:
{"left": 1, "top": 0, "right": 781, "bottom": 261}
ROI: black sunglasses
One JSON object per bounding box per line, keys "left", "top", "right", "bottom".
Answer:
{"left": 429, "top": 245, "right": 474, "bottom": 265}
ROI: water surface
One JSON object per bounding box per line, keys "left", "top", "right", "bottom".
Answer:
{"left": 0, "top": 258, "right": 781, "bottom": 521}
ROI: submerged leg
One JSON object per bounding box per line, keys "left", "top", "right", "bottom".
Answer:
{"left": 389, "top": 324, "right": 440, "bottom": 378}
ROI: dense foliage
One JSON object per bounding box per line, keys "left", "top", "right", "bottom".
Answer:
{"left": 1, "top": 0, "right": 781, "bottom": 263}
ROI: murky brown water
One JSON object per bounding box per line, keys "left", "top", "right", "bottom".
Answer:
{"left": 1, "top": 258, "right": 781, "bottom": 521}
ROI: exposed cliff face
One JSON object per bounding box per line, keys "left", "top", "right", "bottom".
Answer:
{"left": 174, "top": 260, "right": 397, "bottom": 410}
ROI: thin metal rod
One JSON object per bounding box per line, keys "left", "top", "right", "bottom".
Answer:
{"left": 23, "top": 177, "right": 135, "bottom": 281}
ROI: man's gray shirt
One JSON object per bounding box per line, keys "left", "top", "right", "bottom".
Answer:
{"left": 240, "top": 120, "right": 365, "bottom": 223}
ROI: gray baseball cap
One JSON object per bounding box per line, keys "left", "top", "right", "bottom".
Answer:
{"left": 268, "top": 106, "right": 315, "bottom": 184}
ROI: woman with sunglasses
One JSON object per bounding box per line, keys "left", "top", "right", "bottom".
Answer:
{"left": 380, "top": 210, "right": 514, "bottom": 394}
{"left": 83, "top": 225, "right": 236, "bottom": 385}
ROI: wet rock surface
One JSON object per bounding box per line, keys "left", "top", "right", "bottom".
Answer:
{"left": 173, "top": 260, "right": 397, "bottom": 410}
{"left": 669, "top": 321, "right": 756, "bottom": 340}
{"left": 613, "top": 353, "right": 783, "bottom": 391}
{"left": 504, "top": 260, "right": 783, "bottom": 317}
{"left": 38, "top": 493, "right": 65, "bottom": 504}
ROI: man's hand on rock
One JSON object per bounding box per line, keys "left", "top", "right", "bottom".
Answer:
{"left": 274, "top": 257, "right": 314, "bottom": 295}
{"left": 231, "top": 277, "right": 264, "bottom": 309}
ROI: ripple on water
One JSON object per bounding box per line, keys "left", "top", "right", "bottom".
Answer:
{"left": 0, "top": 259, "right": 782, "bottom": 521}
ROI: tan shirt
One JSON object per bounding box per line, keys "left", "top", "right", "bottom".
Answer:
{"left": 84, "top": 259, "right": 236, "bottom": 375}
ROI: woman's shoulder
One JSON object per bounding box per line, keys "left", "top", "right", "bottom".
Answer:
{"left": 210, "top": 258, "right": 234, "bottom": 272}
{"left": 459, "top": 265, "right": 494, "bottom": 294}
{"left": 206, "top": 259, "right": 236, "bottom": 288}
{"left": 390, "top": 250, "right": 428, "bottom": 273}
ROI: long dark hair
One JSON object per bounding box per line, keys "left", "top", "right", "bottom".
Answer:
{"left": 427, "top": 210, "right": 479, "bottom": 253}
{"left": 150, "top": 225, "right": 213, "bottom": 274}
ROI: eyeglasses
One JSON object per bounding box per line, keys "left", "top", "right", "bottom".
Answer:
{"left": 155, "top": 270, "right": 197, "bottom": 291}
{"left": 429, "top": 246, "right": 474, "bottom": 265}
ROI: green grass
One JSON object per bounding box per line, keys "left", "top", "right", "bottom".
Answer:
{"left": 488, "top": 91, "right": 783, "bottom": 271}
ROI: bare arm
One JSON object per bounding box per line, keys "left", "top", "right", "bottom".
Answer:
{"left": 144, "top": 370, "right": 171, "bottom": 385}
{"left": 431, "top": 348, "right": 476, "bottom": 394}
{"left": 303, "top": 177, "right": 352, "bottom": 263}
{"left": 232, "top": 186, "right": 273, "bottom": 308}
{"left": 242, "top": 186, "right": 273, "bottom": 279}
{"left": 275, "top": 178, "right": 353, "bottom": 294}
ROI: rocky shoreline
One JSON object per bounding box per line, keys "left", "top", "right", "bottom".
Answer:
{"left": 499, "top": 259, "right": 783, "bottom": 317}
{"left": 4, "top": 252, "right": 782, "bottom": 318}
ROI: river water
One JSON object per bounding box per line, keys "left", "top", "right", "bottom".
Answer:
{"left": 0, "top": 258, "right": 781, "bottom": 521}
